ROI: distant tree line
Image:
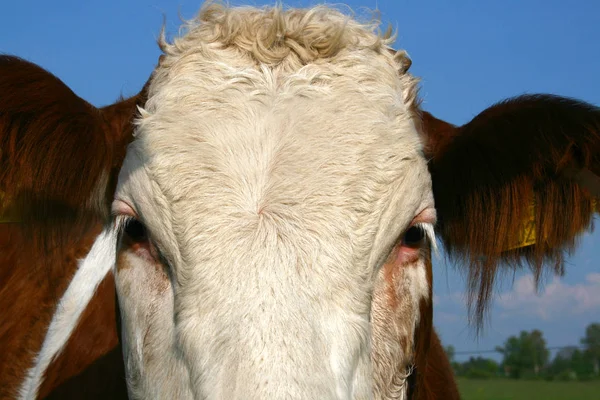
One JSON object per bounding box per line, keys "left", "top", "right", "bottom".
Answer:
{"left": 445, "top": 323, "right": 600, "bottom": 381}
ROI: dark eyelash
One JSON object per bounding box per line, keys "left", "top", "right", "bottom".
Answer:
{"left": 115, "top": 215, "right": 134, "bottom": 238}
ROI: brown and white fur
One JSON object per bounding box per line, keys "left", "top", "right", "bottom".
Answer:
{"left": 1, "top": 2, "right": 598, "bottom": 400}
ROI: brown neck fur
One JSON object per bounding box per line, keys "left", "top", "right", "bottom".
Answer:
{"left": 0, "top": 56, "right": 143, "bottom": 278}
{"left": 407, "top": 253, "right": 460, "bottom": 399}
{"left": 0, "top": 55, "right": 146, "bottom": 397}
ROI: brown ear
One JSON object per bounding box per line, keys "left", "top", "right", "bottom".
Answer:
{"left": 0, "top": 55, "right": 146, "bottom": 224}
{"left": 421, "top": 94, "right": 599, "bottom": 326}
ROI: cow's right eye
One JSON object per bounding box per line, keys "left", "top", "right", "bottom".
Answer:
{"left": 118, "top": 217, "right": 163, "bottom": 265}
{"left": 123, "top": 218, "right": 148, "bottom": 243}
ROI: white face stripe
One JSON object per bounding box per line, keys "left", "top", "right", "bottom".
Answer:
{"left": 18, "top": 228, "right": 117, "bottom": 400}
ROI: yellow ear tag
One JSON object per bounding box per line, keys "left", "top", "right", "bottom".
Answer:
{"left": 506, "top": 202, "right": 538, "bottom": 251}
{"left": 506, "top": 197, "right": 598, "bottom": 251}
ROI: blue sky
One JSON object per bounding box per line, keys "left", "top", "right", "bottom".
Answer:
{"left": 2, "top": 1, "right": 598, "bottom": 361}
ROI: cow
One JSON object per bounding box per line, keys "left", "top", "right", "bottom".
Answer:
{"left": 1, "top": 3, "right": 598, "bottom": 399}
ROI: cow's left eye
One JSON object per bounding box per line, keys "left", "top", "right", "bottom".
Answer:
{"left": 402, "top": 224, "right": 426, "bottom": 247}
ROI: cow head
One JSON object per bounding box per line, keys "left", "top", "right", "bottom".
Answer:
{"left": 111, "top": 5, "right": 433, "bottom": 398}
{"left": 1, "top": 3, "right": 597, "bottom": 400}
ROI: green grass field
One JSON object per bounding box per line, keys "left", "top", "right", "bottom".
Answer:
{"left": 458, "top": 378, "right": 600, "bottom": 400}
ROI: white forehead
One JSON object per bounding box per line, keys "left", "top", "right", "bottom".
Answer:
{"left": 116, "top": 4, "right": 431, "bottom": 270}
